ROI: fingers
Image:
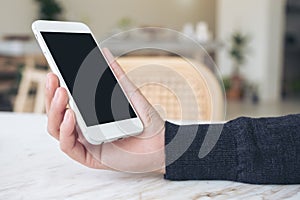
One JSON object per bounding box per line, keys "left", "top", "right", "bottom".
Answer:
{"left": 45, "top": 73, "right": 59, "bottom": 113}
{"left": 59, "top": 109, "right": 108, "bottom": 169}
{"left": 47, "top": 87, "right": 69, "bottom": 139}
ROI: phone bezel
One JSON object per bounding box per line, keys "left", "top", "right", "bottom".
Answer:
{"left": 32, "top": 20, "right": 143, "bottom": 144}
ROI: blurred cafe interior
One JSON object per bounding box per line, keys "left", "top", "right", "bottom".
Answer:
{"left": 0, "top": 0, "right": 299, "bottom": 122}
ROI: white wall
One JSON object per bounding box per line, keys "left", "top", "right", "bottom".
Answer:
{"left": 0, "top": 0, "right": 38, "bottom": 35}
{"left": 0, "top": 0, "right": 216, "bottom": 39}
{"left": 216, "top": 0, "right": 286, "bottom": 101}
{"left": 61, "top": 0, "right": 216, "bottom": 38}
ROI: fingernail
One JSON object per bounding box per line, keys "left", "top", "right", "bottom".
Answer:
{"left": 103, "top": 48, "right": 114, "bottom": 62}
{"left": 53, "top": 89, "right": 60, "bottom": 102}
{"left": 64, "top": 110, "right": 71, "bottom": 122}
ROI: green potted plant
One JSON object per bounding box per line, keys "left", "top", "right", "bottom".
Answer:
{"left": 34, "top": 0, "right": 63, "bottom": 20}
{"left": 227, "top": 31, "right": 249, "bottom": 100}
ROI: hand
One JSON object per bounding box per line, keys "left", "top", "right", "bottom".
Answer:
{"left": 46, "top": 49, "right": 165, "bottom": 173}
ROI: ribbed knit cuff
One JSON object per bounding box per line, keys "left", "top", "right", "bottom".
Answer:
{"left": 164, "top": 121, "right": 237, "bottom": 181}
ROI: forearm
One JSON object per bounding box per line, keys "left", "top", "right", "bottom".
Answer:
{"left": 164, "top": 114, "right": 300, "bottom": 184}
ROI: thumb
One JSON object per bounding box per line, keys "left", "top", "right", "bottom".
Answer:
{"left": 101, "top": 48, "right": 159, "bottom": 126}
{"left": 102, "top": 48, "right": 125, "bottom": 80}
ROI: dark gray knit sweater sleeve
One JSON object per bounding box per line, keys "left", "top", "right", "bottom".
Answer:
{"left": 164, "top": 114, "right": 300, "bottom": 184}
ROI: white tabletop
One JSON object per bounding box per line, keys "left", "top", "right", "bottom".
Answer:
{"left": 0, "top": 112, "right": 299, "bottom": 200}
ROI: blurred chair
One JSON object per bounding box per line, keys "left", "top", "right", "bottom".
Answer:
{"left": 0, "top": 57, "right": 19, "bottom": 111}
{"left": 14, "top": 55, "right": 49, "bottom": 113}
{"left": 117, "top": 56, "right": 224, "bottom": 121}
{"left": 13, "top": 55, "right": 224, "bottom": 120}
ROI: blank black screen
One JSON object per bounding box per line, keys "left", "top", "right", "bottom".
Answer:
{"left": 41, "top": 32, "right": 136, "bottom": 126}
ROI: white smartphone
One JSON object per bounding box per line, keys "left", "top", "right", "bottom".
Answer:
{"left": 32, "top": 20, "right": 143, "bottom": 144}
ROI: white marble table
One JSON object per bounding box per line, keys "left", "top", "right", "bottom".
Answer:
{"left": 0, "top": 112, "right": 300, "bottom": 200}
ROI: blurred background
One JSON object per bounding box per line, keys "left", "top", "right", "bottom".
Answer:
{"left": 0, "top": 0, "right": 299, "bottom": 121}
